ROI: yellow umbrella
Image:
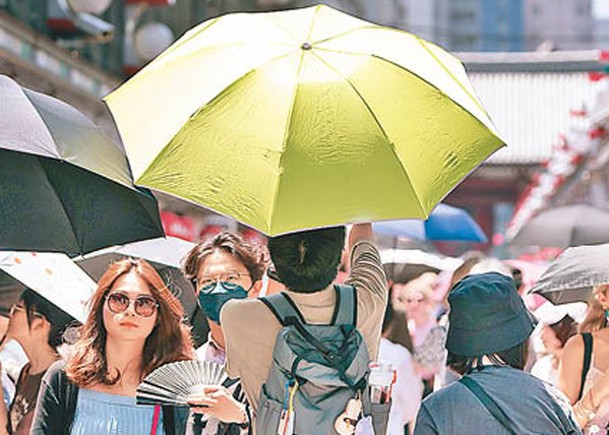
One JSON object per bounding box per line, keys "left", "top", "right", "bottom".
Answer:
{"left": 105, "top": 4, "right": 504, "bottom": 236}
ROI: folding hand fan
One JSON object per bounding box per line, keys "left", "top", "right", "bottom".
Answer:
{"left": 136, "top": 360, "right": 227, "bottom": 406}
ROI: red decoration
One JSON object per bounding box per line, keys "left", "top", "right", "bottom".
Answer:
{"left": 199, "top": 225, "right": 224, "bottom": 241}
{"left": 599, "top": 51, "right": 609, "bottom": 62}
{"left": 570, "top": 108, "right": 587, "bottom": 117}
{"left": 589, "top": 127, "right": 606, "bottom": 139}
{"left": 160, "top": 211, "right": 196, "bottom": 241}
{"left": 588, "top": 72, "right": 608, "bottom": 82}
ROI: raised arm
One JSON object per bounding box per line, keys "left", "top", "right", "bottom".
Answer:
{"left": 347, "top": 223, "right": 374, "bottom": 253}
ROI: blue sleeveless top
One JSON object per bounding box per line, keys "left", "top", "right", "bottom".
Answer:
{"left": 70, "top": 388, "right": 164, "bottom": 435}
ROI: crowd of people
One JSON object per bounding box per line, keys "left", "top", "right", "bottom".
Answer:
{"left": 0, "top": 224, "right": 605, "bottom": 434}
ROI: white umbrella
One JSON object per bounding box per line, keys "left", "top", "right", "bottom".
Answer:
{"left": 380, "top": 249, "right": 463, "bottom": 271}
{"left": 0, "top": 251, "right": 96, "bottom": 323}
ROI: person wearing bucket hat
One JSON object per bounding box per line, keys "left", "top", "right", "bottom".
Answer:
{"left": 414, "top": 272, "right": 580, "bottom": 435}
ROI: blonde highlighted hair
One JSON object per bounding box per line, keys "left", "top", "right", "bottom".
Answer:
{"left": 579, "top": 284, "right": 609, "bottom": 333}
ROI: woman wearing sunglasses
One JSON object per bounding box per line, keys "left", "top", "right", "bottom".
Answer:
{"left": 0, "top": 289, "right": 74, "bottom": 435}
{"left": 30, "top": 258, "right": 194, "bottom": 435}
{"left": 182, "top": 232, "right": 265, "bottom": 434}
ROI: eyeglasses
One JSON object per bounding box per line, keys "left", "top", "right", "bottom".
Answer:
{"left": 196, "top": 272, "right": 251, "bottom": 292}
{"left": 106, "top": 292, "right": 158, "bottom": 318}
{"left": 10, "top": 304, "right": 44, "bottom": 319}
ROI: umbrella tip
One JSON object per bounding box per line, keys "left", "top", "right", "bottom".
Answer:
{"left": 301, "top": 42, "right": 312, "bottom": 50}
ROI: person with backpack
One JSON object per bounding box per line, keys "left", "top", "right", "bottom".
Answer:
{"left": 221, "top": 223, "right": 389, "bottom": 434}
{"left": 413, "top": 272, "right": 580, "bottom": 435}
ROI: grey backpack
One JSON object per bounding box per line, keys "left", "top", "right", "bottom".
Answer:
{"left": 256, "top": 284, "right": 373, "bottom": 434}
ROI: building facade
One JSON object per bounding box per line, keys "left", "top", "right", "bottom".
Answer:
{"left": 524, "top": 0, "right": 594, "bottom": 51}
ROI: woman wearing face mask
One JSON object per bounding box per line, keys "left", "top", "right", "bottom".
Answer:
{"left": 182, "top": 232, "right": 265, "bottom": 434}
{"left": 30, "top": 259, "right": 194, "bottom": 435}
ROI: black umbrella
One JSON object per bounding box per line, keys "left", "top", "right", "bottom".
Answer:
{"left": 530, "top": 243, "right": 609, "bottom": 304}
{"left": 76, "top": 237, "right": 208, "bottom": 346}
{"left": 0, "top": 75, "right": 164, "bottom": 255}
{"left": 511, "top": 205, "right": 609, "bottom": 248}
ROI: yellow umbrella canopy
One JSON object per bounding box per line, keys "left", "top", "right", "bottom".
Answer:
{"left": 105, "top": 4, "right": 504, "bottom": 236}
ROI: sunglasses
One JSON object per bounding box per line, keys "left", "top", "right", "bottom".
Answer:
{"left": 106, "top": 292, "right": 158, "bottom": 318}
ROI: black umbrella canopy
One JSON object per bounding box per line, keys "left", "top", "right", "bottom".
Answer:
{"left": 511, "top": 205, "right": 609, "bottom": 248}
{"left": 530, "top": 243, "right": 609, "bottom": 305}
{"left": 0, "top": 75, "right": 164, "bottom": 256}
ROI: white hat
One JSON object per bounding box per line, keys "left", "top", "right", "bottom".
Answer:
{"left": 534, "top": 302, "right": 588, "bottom": 325}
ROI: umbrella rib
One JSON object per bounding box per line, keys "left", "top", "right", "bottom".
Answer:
{"left": 138, "top": 46, "right": 300, "bottom": 186}
{"left": 267, "top": 8, "right": 320, "bottom": 233}
{"left": 311, "top": 24, "right": 379, "bottom": 46}
{"left": 315, "top": 26, "right": 487, "bottom": 117}
{"left": 309, "top": 50, "right": 428, "bottom": 218}
{"left": 314, "top": 46, "right": 497, "bottom": 137}
{"left": 22, "top": 90, "right": 138, "bottom": 192}
{"left": 36, "top": 157, "right": 82, "bottom": 255}
{"left": 414, "top": 37, "right": 486, "bottom": 115}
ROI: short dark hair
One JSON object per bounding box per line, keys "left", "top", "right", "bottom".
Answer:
{"left": 267, "top": 226, "right": 345, "bottom": 294}
{"left": 182, "top": 232, "right": 266, "bottom": 285}
{"left": 447, "top": 339, "right": 529, "bottom": 375}
{"left": 21, "top": 289, "right": 77, "bottom": 349}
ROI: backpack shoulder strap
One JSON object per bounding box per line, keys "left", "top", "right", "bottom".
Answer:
{"left": 260, "top": 293, "right": 306, "bottom": 326}
{"left": 331, "top": 284, "right": 357, "bottom": 326}
{"left": 459, "top": 376, "right": 517, "bottom": 435}
{"left": 578, "top": 332, "right": 593, "bottom": 401}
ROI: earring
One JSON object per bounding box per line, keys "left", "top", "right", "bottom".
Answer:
{"left": 604, "top": 309, "right": 609, "bottom": 324}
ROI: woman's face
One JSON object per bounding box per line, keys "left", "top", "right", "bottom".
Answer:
{"left": 6, "top": 300, "right": 33, "bottom": 344}
{"left": 540, "top": 324, "right": 562, "bottom": 354}
{"left": 394, "top": 285, "right": 428, "bottom": 316}
{"left": 195, "top": 251, "right": 253, "bottom": 295}
{"left": 103, "top": 272, "right": 158, "bottom": 343}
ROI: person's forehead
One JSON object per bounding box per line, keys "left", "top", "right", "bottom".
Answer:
{"left": 197, "top": 251, "right": 248, "bottom": 276}
{"left": 110, "top": 272, "right": 153, "bottom": 296}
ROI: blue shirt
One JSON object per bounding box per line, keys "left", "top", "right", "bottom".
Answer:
{"left": 414, "top": 366, "right": 581, "bottom": 435}
{"left": 70, "top": 388, "right": 164, "bottom": 435}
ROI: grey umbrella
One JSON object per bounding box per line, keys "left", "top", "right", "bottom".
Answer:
{"left": 530, "top": 243, "right": 609, "bottom": 304}
{"left": 511, "top": 205, "right": 609, "bottom": 248}
{"left": 0, "top": 75, "right": 164, "bottom": 255}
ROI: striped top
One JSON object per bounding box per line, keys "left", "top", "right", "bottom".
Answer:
{"left": 70, "top": 388, "right": 164, "bottom": 435}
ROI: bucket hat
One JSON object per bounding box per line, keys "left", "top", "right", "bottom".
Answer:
{"left": 446, "top": 272, "right": 536, "bottom": 356}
